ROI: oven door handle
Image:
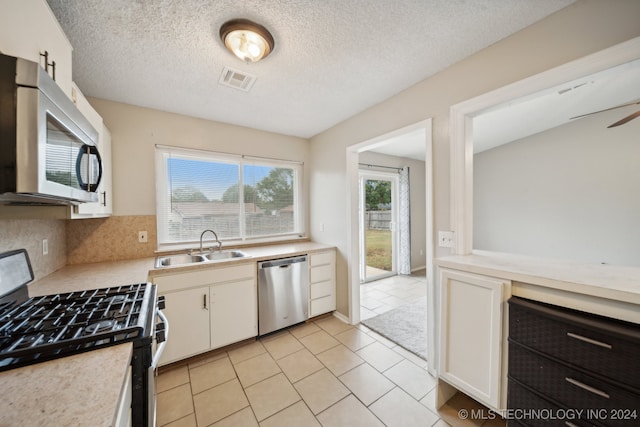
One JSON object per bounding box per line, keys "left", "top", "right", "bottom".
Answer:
{"left": 151, "top": 309, "right": 169, "bottom": 370}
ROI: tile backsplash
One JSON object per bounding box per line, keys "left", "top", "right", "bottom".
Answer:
{"left": 66, "top": 215, "right": 157, "bottom": 264}
{"left": 0, "top": 216, "right": 157, "bottom": 282}
{"left": 0, "top": 219, "right": 67, "bottom": 281}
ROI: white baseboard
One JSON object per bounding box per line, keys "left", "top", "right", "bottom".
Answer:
{"left": 332, "top": 311, "right": 351, "bottom": 325}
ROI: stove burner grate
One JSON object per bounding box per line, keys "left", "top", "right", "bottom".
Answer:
{"left": 0, "top": 283, "right": 154, "bottom": 371}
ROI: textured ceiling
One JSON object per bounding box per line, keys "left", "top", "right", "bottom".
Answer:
{"left": 46, "top": 0, "right": 574, "bottom": 139}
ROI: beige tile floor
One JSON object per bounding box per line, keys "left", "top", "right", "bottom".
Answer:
{"left": 156, "top": 314, "right": 505, "bottom": 427}
{"left": 359, "top": 270, "right": 428, "bottom": 322}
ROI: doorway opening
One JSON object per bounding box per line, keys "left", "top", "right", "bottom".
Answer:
{"left": 346, "top": 119, "right": 435, "bottom": 373}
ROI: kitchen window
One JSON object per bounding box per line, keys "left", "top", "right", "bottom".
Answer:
{"left": 155, "top": 145, "right": 303, "bottom": 249}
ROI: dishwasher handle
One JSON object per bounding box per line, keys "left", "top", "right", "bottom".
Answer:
{"left": 258, "top": 255, "right": 307, "bottom": 269}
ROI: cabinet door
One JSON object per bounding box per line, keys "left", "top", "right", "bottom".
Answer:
{"left": 72, "top": 124, "right": 112, "bottom": 217}
{"left": 0, "top": 0, "right": 73, "bottom": 97}
{"left": 210, "top": 278, "right": 257, "bottom": 349}
{"left": 438, "top": 269, "right": 508, "bottom": 409}
{"left": 159, "top": 287, "right": 210, "bottom": 365}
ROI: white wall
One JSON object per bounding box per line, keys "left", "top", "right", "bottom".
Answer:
{"left": 358, "top": 151, "right": 427, "bottom": 271}
{"left": 89, "top": 99, "right": 310, "bottom": 221}
{"left": 308, "top": 0, "right": 640, "bottom": 316}
{"left": 474, "top": 106, "right": 640, "bottom": 266}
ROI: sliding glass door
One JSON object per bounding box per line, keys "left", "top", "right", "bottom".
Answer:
{"left": 359, "top": 171, "right": 399, "bottom": 282}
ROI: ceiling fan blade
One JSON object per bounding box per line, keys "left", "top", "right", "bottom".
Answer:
{"left": 570, "top": 100, "right": 640, "bottom": 120}
{"left": 607, "top": 109, "right": 640, "bottom": 128}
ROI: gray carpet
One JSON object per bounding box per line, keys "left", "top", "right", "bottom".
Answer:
{"left": 362, "top": 300, "right": 427, "bottom": 360}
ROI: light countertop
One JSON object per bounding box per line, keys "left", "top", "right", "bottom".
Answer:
{"left": 29, "top": 257, "right": 156, "bottom": 296}
{"left": 435, "top": 250, "right": 640, "bottom": 305}
{"left": 29, "top": 241, "right": 336, "bottom": 293}
{"left": 0, "top": 343, "right": 132, "bottom": 427}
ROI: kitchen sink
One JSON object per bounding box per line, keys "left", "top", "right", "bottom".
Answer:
{"left": 154, "top": 250, "right": 250, "bottom": 268}
{"left": 203, "top": 250, "right": 249, "bottom": 261}
{"left": 155, "top": 254, "right": 206, "bottom": 267}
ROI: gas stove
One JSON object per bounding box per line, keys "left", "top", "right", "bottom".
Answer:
{"left": 0, "top": 249, "right": 167, "bottom": 427}
{"left": 0, "top": 283, "right": 155, "bottom": 371}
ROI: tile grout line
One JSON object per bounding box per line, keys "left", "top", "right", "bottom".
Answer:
{"left": 158, "top": 308, "right": 445, "bottom": 427}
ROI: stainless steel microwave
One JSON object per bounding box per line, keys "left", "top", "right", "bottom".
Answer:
{"left": 0, "top": 53, "right": 102, "bottom": 205}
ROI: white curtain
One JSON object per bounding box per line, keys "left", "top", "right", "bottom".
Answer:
{"left": 398, "top": 166, "right": 411, "bottom": 275}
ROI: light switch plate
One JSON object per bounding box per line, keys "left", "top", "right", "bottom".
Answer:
{"left": 438, "top": 231, "right": 454, "bottom": 248}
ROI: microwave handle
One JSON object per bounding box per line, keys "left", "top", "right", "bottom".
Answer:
{"left": 75, "top": 144, "right": 103, "bottom": 192}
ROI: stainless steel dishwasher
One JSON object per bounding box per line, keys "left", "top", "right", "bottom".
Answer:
{"left": 258, "top": 255, "right": 309, "bottom": 336}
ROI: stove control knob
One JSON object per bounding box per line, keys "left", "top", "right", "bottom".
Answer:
{"left": 157, "top": 295, "right": 166, "bottom": 310}
{"left": 156, "top": 322, "right": 166, "bottom": 343}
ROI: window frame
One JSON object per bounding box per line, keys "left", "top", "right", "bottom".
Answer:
{"left": 155, "top": 145, "right": 304, "bottom": 251}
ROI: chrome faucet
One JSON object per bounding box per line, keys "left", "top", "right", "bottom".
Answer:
{"left": 199, "top": 229, "right": 222, "bottom": 253}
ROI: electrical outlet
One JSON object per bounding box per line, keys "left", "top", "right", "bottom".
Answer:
{"left": 138, "top": 231, "right": 148, "bottom": 243}
{"left": 438, "top": 231, "right": 454, "bottom": 248}
{"left": 42, "top": 239, "right": 48, "bottom": 255}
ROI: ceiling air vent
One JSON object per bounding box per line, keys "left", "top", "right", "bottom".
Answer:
{"left": 219, "top": 66, "right": 256, "bottom": 92}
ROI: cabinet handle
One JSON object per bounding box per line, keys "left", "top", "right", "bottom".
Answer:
{"left": 101, "top": 191, "right": 107, "bottom": 207}
{"left": 567, "top": 332, "right": 612, "bottom": 350}
{"left": 39, "top": 51, "right": 56, "bottom": 81}
{"left": 565, "top": 377, "right": 610, "bottom": 399}
{"left": 203, "top": 294, "right": 208, "bottom": 310}
{"left": 565, "top": 422, "right": 579, "bottom": 427}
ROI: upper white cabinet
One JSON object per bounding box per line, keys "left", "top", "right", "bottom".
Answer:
{"left": 0, "top": 1, "right": 113, "bottom": 218}
{"left": 438, "top": 268, "right": 510, "bottom": 410}
{"left": 72, "top": 124, "right": 112, "bottom": 217}
{"left": 0, "top": 0, "right": 73, "bottom": 98}
{"left": 70, "top": 84, "right": 113, "bottom": 218}
{"left": 309, "top": 249, "right": 336, "bottom": 317}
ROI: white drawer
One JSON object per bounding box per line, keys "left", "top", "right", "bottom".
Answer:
{"left": 310, "top": 280, "right": 333, "bottom": 299}
{"left": 310, "top": 295, "right": 335, "bottom": 317}
{"left": 310, "top": 251, "right": 334, "bottom": 267}
{"left": 310, "top": 264, "right": 332, "bottom": 283}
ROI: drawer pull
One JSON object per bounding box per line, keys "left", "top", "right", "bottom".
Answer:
{"left": 565, "top": 377, "right": 610, "bottom": 399}
{"left": 565, "top": 422, "right": 579, "bottom": 427}
{"left": 566, "top": 332, "right": 612, "bottom": 350}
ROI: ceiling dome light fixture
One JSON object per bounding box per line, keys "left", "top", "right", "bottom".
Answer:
{"left": 220, "top": 19, "right": 274, "bottom": 63}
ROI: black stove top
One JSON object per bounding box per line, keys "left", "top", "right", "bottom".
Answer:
{"left": 0, "top": 283, "right": 156, "bottom": 371}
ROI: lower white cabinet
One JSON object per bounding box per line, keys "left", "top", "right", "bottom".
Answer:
{"left": 438, "top": 268, "right": 510, "bottom": 410}
{"left": 152, "top": 263, "right": 257, "bottom": 365}
{"left": 210, "top": 278, "right": 256, "bottom": 349}
{"left": 308, "top": 249, "right": 336, "bottom": 317}
{"left": 114, "top": 366, "right": 132, "bottom": 427}
{"left": 161, "top": 286, "right": 210, "bottom": 363}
